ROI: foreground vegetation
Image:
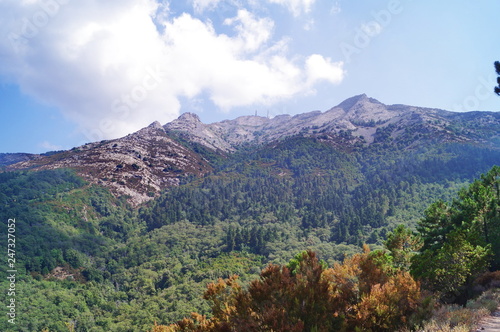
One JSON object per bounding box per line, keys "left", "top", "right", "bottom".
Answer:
{"left": 154, "top": 253, "right": 500, "bottom": 332}
{"left": 413, "top": 289, "right": 500, "bottom": 332}
{"left": 154, "top": 248, "right": 422, "bottom": 331}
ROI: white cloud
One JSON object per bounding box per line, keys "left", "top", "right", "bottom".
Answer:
{"left": 306, "top": 54, "right": 344, "bottom": 85}
{"left": 267, "top": 0, "right": 316, "bottom": 17}
{"left": 0, "top": 0, "right": 344, "bottom": 142}
{"left": 162, "top": 11, "right": 305, "bottom": 110}
{"left": 223, "top": 9, "right": 274, "bottom": 52}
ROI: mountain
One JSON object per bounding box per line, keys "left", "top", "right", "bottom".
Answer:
{"left": 0, "top": 149, "right": 71, "bottom": 167}
{"left": 7, "top": 95, "right": 500, "bottom": 205}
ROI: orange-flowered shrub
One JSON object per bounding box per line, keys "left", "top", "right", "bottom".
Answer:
{"left": 154, "top": 248, "right": 423, "bottom": 332}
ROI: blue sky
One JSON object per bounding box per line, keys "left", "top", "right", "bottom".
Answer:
{"left": 1, "top": 0, "right": 499, "bottom": 153}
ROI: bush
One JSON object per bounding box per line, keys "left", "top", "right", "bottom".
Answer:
{"left": 474, "top": 271, "right": 500, "bottom": 291}
{"left": 408, "top": 290, "right": 500, "bottom": 332}
{"left": 466, "top": 289, "right": 500, "bottom": 313}
{"left": 156, "top": 249, "right": 423, "bottom": 332}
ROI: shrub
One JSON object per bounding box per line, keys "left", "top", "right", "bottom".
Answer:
{"left": 474, "top": 271, "right": 500, "bottom": 290}
{"left": 156, "top": 249, "right": 423, "bottom": 332}
{"left": 408, "top": 290, "right": 500, "bottom": 332}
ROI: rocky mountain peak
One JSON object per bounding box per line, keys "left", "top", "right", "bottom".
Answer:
{"left": 332, "top": 94, "right": 386, "bottom": 116}
{"left": 178, "top": 112, "right": 202, "bottom": 124}
{"left": 10, "top": 123, "right": 212, "bottom": 206}
{"left": 162, "top": 95, "right": 500, "bottom": 152}
{"left": 164, "top": 112, "right": 204, "bottom": 132}
{"left": 148, "top": 121, "right": 164, "bottom": 130}
{"left": 336, "top": 94, "right": 370, "bottom": 111}
{"left": 334, "top": 93, "right": 382, "bottom": 112}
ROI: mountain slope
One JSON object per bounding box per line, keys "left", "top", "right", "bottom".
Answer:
{"left": 9, "top": 122, "right": 212, "bottom": 205}
{"left": 0, "top": 152, "right": 47, "bottom": 167}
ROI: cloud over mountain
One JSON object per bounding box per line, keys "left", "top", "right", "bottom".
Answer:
{"left": 0, "top": 0, "right": 344, "bottom": 142}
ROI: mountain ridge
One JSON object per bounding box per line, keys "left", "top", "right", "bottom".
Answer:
{"left": 6, "top": 94, "right": 500, "bottom": 204}
{"left": 166, "top": 94, "right": 500, "bottom": 150}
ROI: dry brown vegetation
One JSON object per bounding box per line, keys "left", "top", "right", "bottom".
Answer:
{"left": 152, "top": 248, "right": 423, "bottom": 332}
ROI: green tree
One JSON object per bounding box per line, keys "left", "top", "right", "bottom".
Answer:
{"left": 412, "top": 166, "right": 500, "bottom": 301}
{"left": 453, "top": 166, "right": 500, "bottom": 267}
{"left": 412, "top": 230, "right": 490, "bottom": 302}
{"left": 384, "top": 225, "right": 422, "bottom": 270}
{"left": 417, "top": 200, "right": 453, "bottom": 252}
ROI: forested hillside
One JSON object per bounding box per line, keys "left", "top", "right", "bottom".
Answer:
{"left": 1, "top": 131, "right": 500, "bottom": 331}
{"left": 158, "top": 165, "right": 500, "bottom": 331}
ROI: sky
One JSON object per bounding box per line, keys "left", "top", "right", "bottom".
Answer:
{"left": 0, "top": 0, "right": 499, "bottom": 154}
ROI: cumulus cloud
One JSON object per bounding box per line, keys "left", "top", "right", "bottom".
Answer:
{"left": 223, "top": 9, "right": 274, "bottom": 52}
{"left": 306, "top": 54, "right": 344, "bottom": 85}
{"left": 0, "top": 0, "right": 344, "bottom": 142}
{"left": 267, "top": 0, "right": 316, "bottom": 17}
{"left": 1, "top": 0, "right": 173, "bottom": 141}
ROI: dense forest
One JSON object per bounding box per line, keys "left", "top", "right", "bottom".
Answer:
{"left": 1, "top": 138, "right": 500, "bottom": 331}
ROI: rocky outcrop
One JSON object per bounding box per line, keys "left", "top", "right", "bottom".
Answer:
{"left": 10, "top": 123, "right": 212, "bottom": 206}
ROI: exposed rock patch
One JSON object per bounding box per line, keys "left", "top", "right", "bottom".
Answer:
{"left": 10, "top": 123, "right": 212, "bottom": 206}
